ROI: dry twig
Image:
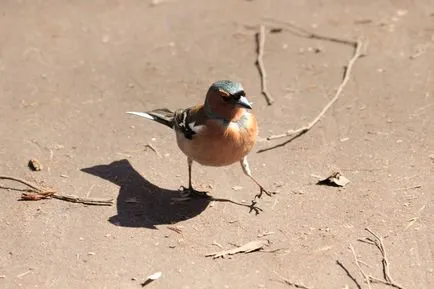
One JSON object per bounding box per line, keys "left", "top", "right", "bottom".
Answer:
{"left": 354, "top": 228, "right": 407, "bottom": 289}
{"left": 364, "top": 228, "right": 394, "bottom": 284}
{"left": 267, "top": 38, "right": 365, "bottom": 140}
{"left": 272, "top": 271, "right": 311, "bottom": 289}
{"left": 263, "top": 19, "right": 357, "bottom": 47}
{"left": 369, "top": 276, "right": 405, "bottom": 289}
{"left": 205, "top": 239, "right": 269, "bottom": 259}
{"left": 338, "top": 228, "right": 407, "bottom": 289}
{"left": 349, "top": 244, "right": 371, "bottom": 289}
{"left": 0, "top": 175, "right": 113, "bottom": 206}
{"left": 256, "top": 25, "right": 274, "bottom": 105}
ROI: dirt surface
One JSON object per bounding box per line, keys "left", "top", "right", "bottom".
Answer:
{"left": 0, "top": 1, "right": 433, "bottom": 288}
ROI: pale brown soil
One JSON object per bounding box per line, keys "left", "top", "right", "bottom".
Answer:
{"left": 0, "top": 1, "right": 433, "bottom": 288}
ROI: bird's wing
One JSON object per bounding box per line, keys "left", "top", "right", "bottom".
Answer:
{"left": 174, "top": 105, "right": 207, "bottom": 140}
{"left": 127, "top": 108, "right": 175, "bottom": 128}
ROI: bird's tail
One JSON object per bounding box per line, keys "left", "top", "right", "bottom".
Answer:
{"left": 127, "top": 108, "right": 175, "bottom": 128}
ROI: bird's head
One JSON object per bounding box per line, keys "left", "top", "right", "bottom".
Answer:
{"left": 204, "top": 80, "right": 252, "bottom": 121}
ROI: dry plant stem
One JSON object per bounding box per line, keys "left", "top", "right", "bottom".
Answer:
{"left": 364, "top": 228, "right": 393, "bottom": 283}
{"left": 0, "top": 176, "right": 48, "bottom": 193}
{"left": 263, "top": 19, "right": 356, "bottom": 47}
{"left": 280, "top": 279, "right": 311, "bottom": 289}
{"left": 0, "top": 175, "right": 113, "bottom": 206}
{"left": 362, "top": 228, "right": 407, "bottom": 289}
{"left": 256, "top": 25, "right": 274, "bottom": 105}
{"left": 51, "top": 195, "right": 113, "bottom": 206}
{"left": 273, "top": 271, "right": 311, "bottom": 289}
{"left": 349, "top": 244, "right": 371, "bottom": 289}
{"left": 267, "top": 39, "right": 364, "bottom": 140}
{"left": 369, "top": 276, "right": 406, "bottom": 289}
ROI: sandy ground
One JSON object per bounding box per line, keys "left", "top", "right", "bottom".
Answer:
{"left": 0, "top": 0, "right": 433, "bottom": 288}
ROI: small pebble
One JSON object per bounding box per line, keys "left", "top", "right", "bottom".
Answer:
{"left": 28, "top": 159, "right": 43, "bottom": 171}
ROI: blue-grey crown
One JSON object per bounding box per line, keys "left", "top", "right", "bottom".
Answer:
{"left": 210, "top": 80, "right": 244, "bottom": 95}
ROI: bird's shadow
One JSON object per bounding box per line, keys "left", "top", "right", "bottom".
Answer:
{"left": 81, "top": 159, "right": 211, "bottom": 229}
{"left": 81, "top": 159, "right": 260, "bottom": 229}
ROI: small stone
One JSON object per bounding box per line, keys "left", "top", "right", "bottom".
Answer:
{"left": 28, "top": 159, "right": 43, "bottom": 171}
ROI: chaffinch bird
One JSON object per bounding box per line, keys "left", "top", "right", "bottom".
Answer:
{"left": 127, "top": 80, "right": 273, "bottom": 201}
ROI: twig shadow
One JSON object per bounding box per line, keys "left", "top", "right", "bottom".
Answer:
{"left": 81, "top": 159, "right": 211, "bottom": 229}
{"left": 336, "top": 260, "right": 362, "bottom": 289}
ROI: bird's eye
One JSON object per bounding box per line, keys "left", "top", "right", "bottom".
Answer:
{"left": 222, "top": 95, "right": 232, "bottom": 102}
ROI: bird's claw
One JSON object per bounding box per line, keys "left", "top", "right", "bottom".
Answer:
{"left": 254, "top": 186, "right": 276, "bottom": 199}
{"left": 177, "top": 186, "right": 210, "bottom": 199}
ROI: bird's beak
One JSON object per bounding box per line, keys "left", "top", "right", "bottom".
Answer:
{"left": 236, "top": 96, "right": 252, "bottom": 109}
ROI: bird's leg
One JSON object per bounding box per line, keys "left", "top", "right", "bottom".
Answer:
{"left": 177, "top": 158, "right": 209, "bottom": 199}
{"left": 187, "top": 157, "right": 193, "bottom": 190}
{"left": 240, "top": 157, "right": 275, "bottom": 200}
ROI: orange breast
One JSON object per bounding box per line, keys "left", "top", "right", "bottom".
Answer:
{"left": 176, "top": 112, "right": 258, "bottom": 166}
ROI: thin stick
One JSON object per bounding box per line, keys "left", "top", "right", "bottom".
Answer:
{"left": 267, "top": 39, "right": 364, "bottom": 140}
{"left": 0, "top": 175, "right": 113, "bottom": 206}
{"left": 349, "top": 244, "right": 371, "bottom": 289}
{"left": 263, "top": 19, "right": 356, "bottom": 47}
{"left": 0, "top": 176, "right": 47, "bottom": 193}
{"left": 256, "top": 25, "right": 274, "bottom": 105}
{"left": 369, "top": 276, "right": 405, "bottom": 289}
{"left": 364, "top": 228, "right": 407, "bottom": 289}
{"left": 364, "top": 228, "right": 393, "bottom": 283}
{"left": 51, "top": 195, "right": 113, "bottom": 206}
{"left": 272, "top": 271, "right": 311, "bottom": 289}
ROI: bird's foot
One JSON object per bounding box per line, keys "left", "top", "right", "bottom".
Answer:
{"left": 254, "top": 186, "right": 276, "bottom": 199}
{"left": 171, "top": 186, "right": 210, "bottom": 202}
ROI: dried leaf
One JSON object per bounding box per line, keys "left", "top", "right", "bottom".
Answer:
{"left": 206, "top": 239, "right": 269, "bottom": 259}
{"left": 317, "top": 172, "right": 350, "bottom": 187}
